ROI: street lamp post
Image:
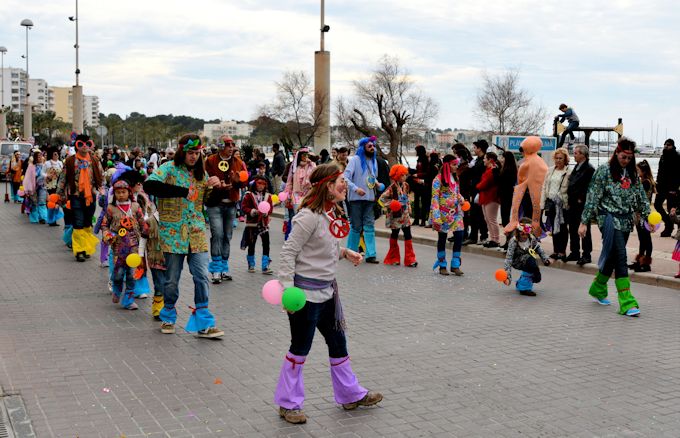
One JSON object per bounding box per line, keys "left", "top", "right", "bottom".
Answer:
{"left": 70, "top": 0, "right": 84, "bottom": 134}
{"left": 20, "top": 19, "right": 33, "bottom": 141}
{"left": 0, "top": 46, "right": 7, "bottom": 139}
{"left": 313, "top": 0, "right": 331, "bottom": 153}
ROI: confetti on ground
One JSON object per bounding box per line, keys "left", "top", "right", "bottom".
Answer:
{"left": 214, "top": 378, "right": 223, "bottom": 384}
{"left": 102, "top": 388, "right": 111, "bottom": 393}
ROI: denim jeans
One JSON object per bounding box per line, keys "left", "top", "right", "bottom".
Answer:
{"left": 161, "top": 251, "right": 211, "bottom": 324}
{"left": 347, "top": 200, "right": 376, "bottom": 258}
{"left": 112, "top": 264, "right": 136, "bottom": 297}
{"left": 69, "top": 195, "right": 96, "bottom": 229}
{"left": 206, "top": 204, "right": 236, "bottom": 261}
{"left": 287, "top": 298, "right": 348, "bottom": 358}
{"left": 601, "top": 229, "right": 630, "bottom": 279}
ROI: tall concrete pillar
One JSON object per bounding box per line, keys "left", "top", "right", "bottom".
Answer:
{"left": 72, "top": 85, "right": 83, "bottom": 134}
{"left": 314, "top": 50, "right": 330, "bottom": 154}
{"left": 0, "top": 112, "right": 7, "bottom": 139}
{"left": 23, "top": 101, "right": 32, "bottom": 141}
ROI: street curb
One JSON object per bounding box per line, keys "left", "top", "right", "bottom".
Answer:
{"left": 271, "top": 209, "right": 680, "bottom": 290}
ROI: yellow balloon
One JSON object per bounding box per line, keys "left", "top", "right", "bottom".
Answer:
{"left": 126, "top": 253, "right": 142, "bottom": 268}
{"left": 271, "top": 194, "right": 280, "bottom": 204}
{"left": 648, "top": 211, "right": 662, "bottom": 226}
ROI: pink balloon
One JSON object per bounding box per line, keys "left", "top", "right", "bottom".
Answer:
{"left": 278, "top": 191, "right": 289, "bottom": 202}
{"left": 258, "top": 201, "right": 271, "bottom": 214}
{"left": 262, "top": 280, "right": 284, "bottom": 305}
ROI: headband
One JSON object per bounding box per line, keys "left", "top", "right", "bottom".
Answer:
{"left": 615, "top": 145, "right": 634, "bottom": 155}
{"left": 182, "top": 139, "right": 203, "bottom": 151}
{"left": 517, "top": 223, "right": 532, "bottom": 233}
{"left": 311, "top": 171, "right": 341, "bottom": 188}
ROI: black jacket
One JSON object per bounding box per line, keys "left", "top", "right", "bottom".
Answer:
{"left": 470, "top": 156, "right": 486, "bottom": 195}
{"left": 567, "top": 160, "right": 595, "bottom": 207}
{"left": 657, "top": 149, "right": 680, "bottom": 194}
{"left": 272, "top": 151, "right": 286, "bottom": 177}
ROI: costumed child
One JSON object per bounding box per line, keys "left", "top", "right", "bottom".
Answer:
{"left": 240, "top": 174, "right": 274, "bottom": 274}
{"left": 379, "top": 164, "right": 417, "bottom": 267}
{"left": 130, "top": 170, "right": 166, "bottom": 318}
{"left": 430, "top": 155, "right": 466, "bottom": 276}
{"left": 100, "top": 179, "right": 149, "bottom": 310}
{"left": 669, "top": 207, "right": 680, "bottom": 279}
{"left": 21, "top": 151, "right": 48, "bottom": 224}
{"left": 274, "top": 163, "right": 382, "bottom": 425}
{"left": 503, "top": 218, "right": 551, "bottom": 296}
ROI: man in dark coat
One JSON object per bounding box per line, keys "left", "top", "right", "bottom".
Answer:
{"left": 464, "top": 140, "right": 489, "bottom": 245}
{"left": 566, "top": 144, "right": 595, "bottom": 265}
{"left": 656, "top": 138, "right": 680, "bottom": 237}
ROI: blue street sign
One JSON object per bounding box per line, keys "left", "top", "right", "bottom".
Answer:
{"left": 493, "top": 135, "right": 557, "bottom": 152}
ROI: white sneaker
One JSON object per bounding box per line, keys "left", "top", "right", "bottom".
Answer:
{"left": 136, "top": 293, "right": 148, "bottom": 299}
{"left": 211, "top": 272, "right": 222, "bottom": 284}
{"left": 108, "top": 280, "right": 113, "bottom": 292}
{"left": 160, "top": 322, "right": 175, "bottom": 334}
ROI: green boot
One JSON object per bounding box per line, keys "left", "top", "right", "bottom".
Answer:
{"left": 615, "top": 277, "right": 639, "bottom": 316}
{"left": 588, "top": 272, "right": 609, "bottom": 300}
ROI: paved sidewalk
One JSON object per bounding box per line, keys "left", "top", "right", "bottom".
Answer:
{"left": 2, "top": 202, "right": 680, "bottom": 437}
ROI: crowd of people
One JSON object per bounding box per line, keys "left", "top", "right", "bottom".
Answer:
{"left": 4, "top": 125, "right": 680, "bottom": 423}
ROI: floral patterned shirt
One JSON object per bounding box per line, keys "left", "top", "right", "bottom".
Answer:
{"left": 430, "top": 175, "right": 465, "bottom": 233}
{"left": 146, "top": 162, "right": 210, "bottom": 254}
{"left": 379, "top": 181, "right": 412, "bottom": 229}
{"left": 581, "top": 165, "right": 651, "bottom": 233}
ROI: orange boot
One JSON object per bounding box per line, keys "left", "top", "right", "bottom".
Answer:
{"left": 404, "top": 239, "right": 418, "bottom": 267}
{"left": 383, "top": 238, "right": 401, "bottom": 265}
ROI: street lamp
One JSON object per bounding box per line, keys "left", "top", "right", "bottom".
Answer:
{"left": 69, "top": 0, "right": 83, "bottom": 133}
{"left": 20, "top": 19, "right": 33, "bottom": 141}
{"left": 0, "top": 46, "right": 7, "bottom": 139}
{"left": 313, "top": 0, "right": 331, "bottom": 152}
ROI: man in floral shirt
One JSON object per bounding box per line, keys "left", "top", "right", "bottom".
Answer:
{"left": 144, "top": 134, "right": 224, "bottom": 338}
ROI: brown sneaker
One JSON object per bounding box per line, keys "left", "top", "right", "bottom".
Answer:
{"left": 439, "top": 267, "right": 450, "bottom": 276}
{"left": 197, "top": 327, "right": 224, "bottom": 338}
{"left": 451, "top": 267, "right": 464, "bottom": 276}
{"left": 279, "top": 407, "right": 307, "bottom": 424}
{"left": 160, "top": 322, "right": 175, "bottom": 334}
{"left": 342, "top": 391, "right": 383, "bottom": 410}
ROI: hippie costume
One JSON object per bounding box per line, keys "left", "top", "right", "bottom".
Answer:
{"left": 379, "top": 164, "right": 417, "bottom": 267}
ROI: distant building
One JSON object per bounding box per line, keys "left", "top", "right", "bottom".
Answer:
{"left": 203, "top": 120, "right": 254, "bottom": 141}
{"left": 28, "top": 79, "right": 51, "bottom": 113}
{"left": 49, "top": 86, "right": 100, "bottom": 127}
{"left": 0, "top": 67, "right": 28, "bottom": 113}
{"left": 435, "top": 129, "right": 487, "bottom": 146}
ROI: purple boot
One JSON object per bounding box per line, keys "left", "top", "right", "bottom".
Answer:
{"left": 274, "top": 353, "right": 306, "bottom": 410}
{"left": 329, "top": 356, "right": 368, "bottom": 405}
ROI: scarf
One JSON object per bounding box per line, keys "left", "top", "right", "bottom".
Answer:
{"left": 77, "top": 153, "right": 94, "bottom": 206}
{"left": 294, "top": 274, "right": 345, "bottom": 331}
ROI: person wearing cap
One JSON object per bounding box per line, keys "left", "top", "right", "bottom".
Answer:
{"left": 579, "top": 137, "right": 649, "bottom": 317}
{"left": 144, "top": 133, "right": 225, "bottom": 338}
{"left": 240, "top": 174, "right": 274, "bottom": 274}
{"left": 204, "top": 135, "right": 248, "bottom": 283}
{"left": 100, "top": 179, "right": 148, "bottom": 310}
{"left": 343, "top": 137, "right": 380, "bottom": 263}
{"left": 556, "top": 103, "right": 580, "bottom": 148}
{"left": 56, "top": 134, "right": 104, "bottom": 262}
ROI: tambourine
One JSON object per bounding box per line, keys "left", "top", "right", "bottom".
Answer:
{"left": 218, "top": 160, "right": 229, "bottom": 172}
{"left": 329, "top": 217, "right": 350, "bottom": 239}
{"left": 119, "top": 217, "right": 133, "bottom": 229}
{"left": 118, "top": 228, "right": 127, "bottom": 237}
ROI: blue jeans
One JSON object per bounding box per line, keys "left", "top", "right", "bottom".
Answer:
{"left": 206, "top": 204, "right": 236, "bottom": 261}
{"left": 601, "top": 230, "right": 629, "bottom": 279}
{"left": 160, "top": 251, "right": 215, "bottom": 331}
{"left": 287, "top": 298, "right": 348, "bottom": 358}
{"left": 112, "top": 264, "right": 136, "bottom": 308}
{"left": 347, "top": 200, "right": 376, "bottom": 258}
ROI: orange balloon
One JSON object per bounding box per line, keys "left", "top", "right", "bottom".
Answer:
{"left": 47, "top": 201, "right": 57, "bottom": 209}
{"left": 494, "top": 269, "right": 508, "bottom": 282}
{"left": 48, "top": 193, "right": 60, "bottom": 203}
{"left": 461, "top": 201, "right": 471, "bottom": 212}
{"left": 65, "top": 201, "right": 71, "bottom": 209}
{"left": 239, "top": 170, "right": 249, "bottom": 182}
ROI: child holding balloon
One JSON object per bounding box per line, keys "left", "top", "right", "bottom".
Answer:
{"left": 273, "top": 163, "right": 382, "bottom": 425}
{"left": 502, "top": 218, "right": 551, "bottom": 296}
{"left": 379, "top": 164, "right": 417, "bottom": 267}
{"left": 100, "top": 179, "right": 149, "bottom": 310}
{"left": 240, "top": 174, "right": 274, "bottom": 274}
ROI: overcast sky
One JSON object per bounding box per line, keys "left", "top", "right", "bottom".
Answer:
{"left": 1, "top": 0, "right": 679, "bottom": 145}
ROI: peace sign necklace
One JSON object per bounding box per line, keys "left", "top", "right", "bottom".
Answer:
{"left": 325, "top": 209, "right": 350, "bottom": 239}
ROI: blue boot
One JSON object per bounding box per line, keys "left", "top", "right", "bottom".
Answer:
{"left": 209, "top": 256, "right": 222, "bottom": 283}
{"left": 433, "top": 251, "right": 448, "bottom": 275}
{"left": 450, "top": 251, "right": 464, "bottom": 276}
{"left": 262, "top": 255, "right": 273, "bottom": 275}
{"left": 247, "top": 255, "right": 256, "bottom": 273}
{"left": 516, "top": 271, "right": 535, "bottom": 296}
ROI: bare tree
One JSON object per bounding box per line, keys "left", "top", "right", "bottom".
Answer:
{"left": 260, "top": 70, "right": 326, "bottom": 151}
{"left": 338, "top": 55, "right": 438, "bottom": 166}
{"left": 475, "top": 69, "right": 547, "bottom": 135}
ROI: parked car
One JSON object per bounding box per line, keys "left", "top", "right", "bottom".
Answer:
{"left": 0, "top": 141, "right": 33, "bottom": 181}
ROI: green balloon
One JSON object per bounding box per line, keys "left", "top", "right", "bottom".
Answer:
{"left": 92, "top": 215, "right": 97, "bottom": 225}
{"left": 282, "top": 287, "right": 306, "bottom": 312}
